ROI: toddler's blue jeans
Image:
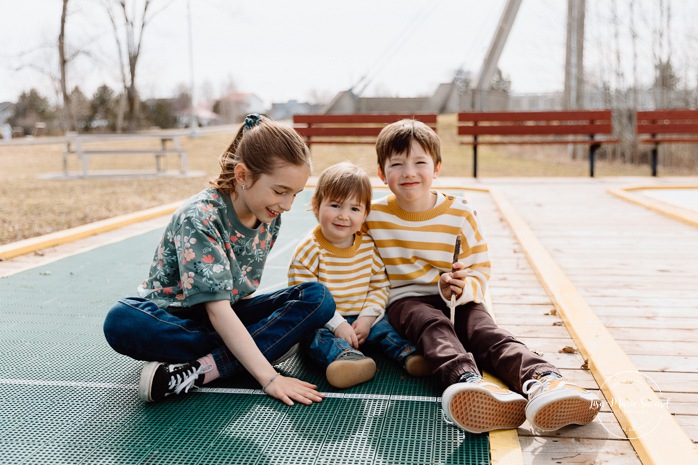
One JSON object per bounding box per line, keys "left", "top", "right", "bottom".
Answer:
{"left": 306, "top": 316, "right": 417, "bottom": 369}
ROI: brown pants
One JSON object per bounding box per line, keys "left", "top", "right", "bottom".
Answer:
{"left": 387, "top": 295, "right": 559, "bottom": 393}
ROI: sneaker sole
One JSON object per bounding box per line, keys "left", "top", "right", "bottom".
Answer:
{"left": 529, "top": 397, "right": 600, "bottom": 431}
{"left": 326, "top": 358, "right": 377, "bottom": 389}
{"left": 271, "top": 343, "right": 300, "bottom": 366}
{"left": 138, "top": 361, "right": 162, "bottom": 402}
{"left": 448, "top": 390, "right": 527, "bottom": 434}
{"left": 405, "top": 355, "right": 431, "bottom": 377}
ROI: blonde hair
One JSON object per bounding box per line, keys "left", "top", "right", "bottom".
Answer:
{"left": 210, "top": 116, "right": 312, "bottom": 195}
{"left": 375, "top": 119, "right": 441, "bottom": 171}
{"left": 311, "top": 162, "right": 372, "bottom": 216}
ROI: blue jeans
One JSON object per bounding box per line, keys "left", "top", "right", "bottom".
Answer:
{"left": 307, "top": 316, "right": 417, "bottom": 369}
{"left": 103, "top": 282, "right": 335, "bottom": 378}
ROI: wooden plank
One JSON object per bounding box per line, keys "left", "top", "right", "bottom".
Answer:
{"left": 637, "top": 109, "right": 698, "bottom": 120}
{"left": 296, "top": 127, "right": 384, "bottom": 137}
{"left": 78, "top": 149, "right": 184, "bottom": 155}
{"left": 520, "top": 437, "right": 641, "bottom": 465}
{"left": 628, "top": 354, "right": 698, "bottom": 373}
{"left": 615, "top": 340, "right": 698, "bottom": 357}
{"left": 637, "top": 123, "right": 698, "bottom": 134}
{"left": 518, "top": 412, "right": 625, "bottom": 440}
{"left": 458, "top": 110, "right": 613, "bottom": 123}
{"left": 599, "top": 316, "right": 698, "bottom": 330}
{"left": 656, "top": 392, "right": 698, "bottom": 415}
{"left": 293, "top": 113, "right": 437, "bottom": 124}
{"left": 457, "top": 124, "right": 612, "bottom": 136}
{"left": 606, "top": 327, "right": 696, "bottom": 342}
{"left": 675, "top": 415, "right": 698, "bottom": 443}
{"left": 644, "top": 371, "right": 698, "bottom": 393}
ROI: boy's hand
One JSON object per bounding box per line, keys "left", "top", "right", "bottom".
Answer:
{"left": 264, "top": 374, "right": 325, "bottom": 406}
{"left": 352, "top": 316, "right": 376, "bottom": 346}
{"left": 334, "top": 321, "right": 359, "bottom": 349}
{"left": 440, "top": 261, "right": 466, "bottom": 300}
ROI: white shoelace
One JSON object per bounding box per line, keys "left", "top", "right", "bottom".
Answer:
{"left": 522, "top": 378, "right": 545, "bottom": 399}
{"left": 523, "top": 376, "right": 567, "bottom": 400}
{"left": 168, "top": 364, "right": 213, "bottom": 395}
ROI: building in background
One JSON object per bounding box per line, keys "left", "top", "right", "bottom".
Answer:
{"left": 216, "top": 92, "right": 265, "bottom": 123}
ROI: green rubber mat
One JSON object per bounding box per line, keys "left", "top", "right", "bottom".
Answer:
{"left": 0, "top": 191, "right": 490, "bottom": 465}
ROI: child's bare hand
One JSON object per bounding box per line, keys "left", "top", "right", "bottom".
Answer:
{"left": 351, "top": 316, "right": 375, "bottom": 346}
{"left": 264, "top": 374, "right": 325, "bottom": 406}
{"left": 334, "top": 322, "right": 359, "bottom": 349}
{"left": 440, "top": 261, "right": 466, "bottom": 300}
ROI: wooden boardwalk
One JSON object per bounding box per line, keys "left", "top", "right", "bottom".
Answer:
{"left": 2, "top": 176, "right": 696, "bottom": 464}
{"left": 483, "top": 177, "right": 696, "bottom": 464}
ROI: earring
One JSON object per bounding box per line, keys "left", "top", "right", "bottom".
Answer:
{"left": 241, "top": 184, "right": 247, "bottom": 190}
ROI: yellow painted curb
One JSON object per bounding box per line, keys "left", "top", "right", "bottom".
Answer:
{"left": 490, "top": 187, "right": 698, "bottom": 465}
{"left": 489, "top": 430, "right": 524, "bottom": 465}
{"left": 0, "top": 201, "right": 183, "bottom": 261}
{"left": 608, "top": 185, "right": 698, "bottom": 228}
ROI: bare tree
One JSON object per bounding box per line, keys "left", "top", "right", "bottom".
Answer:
{"left": 58, "top": 0, "right": 76, "bottom": 131}
{"left": 103, "top": 0, "right": 171, "bottom": 132}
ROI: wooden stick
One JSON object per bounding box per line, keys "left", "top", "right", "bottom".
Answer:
{"left": 449, "top": 235, "right": 461, "bottom": 325}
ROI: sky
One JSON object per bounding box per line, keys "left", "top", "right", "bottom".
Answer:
{"left": 1, "top": 0, "right": 697, "bottom": 108}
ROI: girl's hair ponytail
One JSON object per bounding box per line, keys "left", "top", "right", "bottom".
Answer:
{"left": 210, "top": 114, "right": 311, "bottom": 195}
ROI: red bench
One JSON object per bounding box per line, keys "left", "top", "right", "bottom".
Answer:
{"left": 636, "top": 109, "right": 698, "bottom": 176}
{"left": 293, "top": 113, "right": 438, "bottom": 147}
{"left": 457, "top": 110, "right": 616, "bottom": 177}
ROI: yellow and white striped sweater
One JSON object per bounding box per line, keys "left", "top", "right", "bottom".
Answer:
{"left": 288, "top": 225, "right": 390, "bottom": 332}
{"left": 365, "top": 192, "right": 491, "bottom": 306}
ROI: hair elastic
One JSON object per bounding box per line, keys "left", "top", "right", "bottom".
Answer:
{"left": 243, "top": 113, "right": 265, "bottom": 132}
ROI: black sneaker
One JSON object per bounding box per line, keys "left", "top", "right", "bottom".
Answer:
{"left": 138, "top": 361, "right": 211, "bottom": 402}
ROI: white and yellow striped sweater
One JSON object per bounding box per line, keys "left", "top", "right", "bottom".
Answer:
{"left": 288, "top": 225, "right": 390, "bottom": 332}
{"left": 365, "top": 192, "right": 491, "bottom": 307}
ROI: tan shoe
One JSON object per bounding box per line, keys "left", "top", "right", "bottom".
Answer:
{"left": 442, "top": 377, "right": 527, "bottom": 433}
{"left": 404, "top": 354, "right": 431, "bottom": 377}
{"left": 326, "top": 352, "right": 376, "bottom": 389}
{"left": 523, "top": 376, "right": 601, "bottom": 431}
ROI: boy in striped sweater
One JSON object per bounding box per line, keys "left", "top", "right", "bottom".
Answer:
{"left": 366, "top": 120, "right": 600, "bottom": 434}
{"left": 289, "top": 162, "right": 429, "bottom": 389}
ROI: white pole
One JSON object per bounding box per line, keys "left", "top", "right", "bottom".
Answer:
{"left": 187, "top": 0, "right": 199, "bottom": 136}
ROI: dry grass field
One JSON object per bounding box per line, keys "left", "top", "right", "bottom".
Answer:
{"left": 1, "top": 115, "right": 694, "bottom": 246}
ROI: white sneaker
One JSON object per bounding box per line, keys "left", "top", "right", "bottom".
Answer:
{"left": 523, "top": 376, "right": 601, "bottom": 431}
{"left": 271, "top": 343, "right": 299, "bottom": 366}
{"left": 442, "top": 377, "right": 527, "bottom": 434}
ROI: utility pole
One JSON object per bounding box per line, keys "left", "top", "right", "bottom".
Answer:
{"left": 564, "top": 0, "right": 585, "bottom": 110}
{"left": 473, "top": 0, "right": 522, "bottom": 111}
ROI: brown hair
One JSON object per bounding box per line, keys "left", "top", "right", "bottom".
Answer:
{"left": 311, "top": 162, "right": 373, "bottom": 216}
{"left": 375, "top": 119, "right": 441, "bottom": 171}
{"left": 210, "top": 116, "right": 312, "bottom": 195}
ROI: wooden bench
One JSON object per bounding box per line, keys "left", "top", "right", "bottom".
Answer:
{"left": 293, "top": 113, "right": 438, "bottom": 147}
{"left": 457, "top": 110, "right": 616, "bottom": 177}
{"left": 636, "top": 109, "right": 698, "bottom": 176}
{"left": 63, "top": 135, "right": 189, "bottom": 177}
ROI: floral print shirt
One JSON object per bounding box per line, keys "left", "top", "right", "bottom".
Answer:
{"left": 137, "top": 188, "right": 280, "bottom": 310}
